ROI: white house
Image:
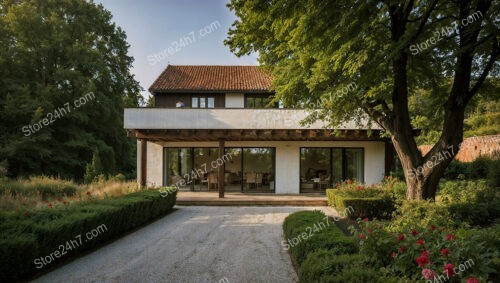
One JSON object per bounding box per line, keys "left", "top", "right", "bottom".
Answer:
{"left": 124, "top": 65, "right": 392, "bottom": 197}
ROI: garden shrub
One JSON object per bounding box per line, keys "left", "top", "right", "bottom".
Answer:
{"left": 351, "top": 219, "right": 496, "bottom": 282}
{"left": 487, "top": 158, "right": 500, "bottom": 187}
{"left": 440, "top": 180, "right": 500, "bottom": 226}
{"left": 0, "top": 189, "right": 177, "bottom": 281}
{"left": 444, "top": 157, "right": 498, "bottom": 180}
{"left": 321, "top": 267, "right": 404, "bottom": 283}
{"left": 298, "top": 250, "right": 364, "bottom": 283}
{"left": 283, "top": 211, "right": 357, "bottom": 266}
{"left": 326, "top": 177, "right": 405, "bottom": 220}
{"left": 388, "top": 200, "right": 457, "bottom": 232}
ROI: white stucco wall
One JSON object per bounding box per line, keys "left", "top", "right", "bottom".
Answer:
{"left": 137, "top": 141, "right": 163, "bottom": 187}
{"left": 144, "top": 140, "right": 386, "bottom": 194}
{"left": 225, "top": 93, "right": 245, "bottom": 108}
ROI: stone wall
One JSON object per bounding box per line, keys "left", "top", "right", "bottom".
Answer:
{"left": 419, "top": 135, "right": 500, "bottom": 162}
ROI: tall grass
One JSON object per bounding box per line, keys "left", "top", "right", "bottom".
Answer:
{"left": 83, "top": 179, "right": 142, "bottom": 198}
{"left": 0, "top": 176, "right": 140, "bottom": 213}
{"left": 0, "top": 176, "right": 78, "bottom": 198}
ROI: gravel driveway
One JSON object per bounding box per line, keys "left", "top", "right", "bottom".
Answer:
{"left": 32, "top": 206, "right": 329, "bottom": 283}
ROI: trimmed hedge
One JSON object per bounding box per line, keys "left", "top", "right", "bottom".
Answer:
{"left": 283, "top": 211, "right": 357, "bottom": 267}
{"left": 320, "top": 267, "right": 404, "bottom": 283}
{"left": 283, "top": 211, "right": 358, "bottom": 283}
{"left": 0, "top": 189, "right": 176, "bottom": 281}
{"left": 298, "top": 250, "right": 364, "bottom": 283}
{"left": 326, "top": 189, "right": 395, "bottom": 219}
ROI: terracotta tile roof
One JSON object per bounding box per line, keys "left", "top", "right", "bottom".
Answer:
{"left": 149, "top": 65, "right": 273, "bottom": 93}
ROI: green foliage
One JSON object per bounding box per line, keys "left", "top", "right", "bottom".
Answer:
{"left": 0, "top": 0, "right": 142, "bottom": 180}
{"left": 352, "top": 220, "right": 496, "bottom": 281}
{"left": 226, "top": 0, "right": 499, "bottom": 200}
{"left": 439, "top": 180, "right": 500, "bottom": 226}
{"left": 487, "top": 159, "right": 500, "bottom": 187}
{"left": 388, "top": 201, "right": 456, "bottom": 232}
{"left": 0, "top": 189, "right": 176, "bottom": 281}
{"left": 298, "top": 251, "right": 364, "bottom": 283}
{"left": 282, "top": 211, "right": 357, "bottom": 266}
{"left": 326, "top": 177, "right": 405, "bottom": 220}
{"left": 444, "top": 157, "right": 499, "bottom": 180}
{"left": 84, "top": 148, "right": 105, "bottom": 184}
{"left": 320, "top": 267, "right": 404, "bottom": 283}
{"left": 464, "top": 96, "right": 500, "bottom": 138}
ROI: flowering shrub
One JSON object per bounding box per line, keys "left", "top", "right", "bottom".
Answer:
{"left": 351, "top": 219, "right": 498, "bottom": 282}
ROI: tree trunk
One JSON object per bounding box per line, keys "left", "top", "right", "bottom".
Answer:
{"left": 391, "top": 128, "right": 461, "bottom": 201}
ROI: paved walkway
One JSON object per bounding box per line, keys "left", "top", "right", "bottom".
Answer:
{"left": 32, "top": 206, "right": 335, "bottom": 283}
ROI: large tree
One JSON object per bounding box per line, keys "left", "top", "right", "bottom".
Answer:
{"left": 0, "top": 0, "right": 142, "bottom": 179}
{"left": 225, "top": 0, "right": 499, "bottom": 200}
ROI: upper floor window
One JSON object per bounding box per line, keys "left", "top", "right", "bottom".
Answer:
{"left": 245, "top": 94, "right": 278, "bottom": 108}
{"left": 192, "top": 97, "right": 215, "bottom": 108}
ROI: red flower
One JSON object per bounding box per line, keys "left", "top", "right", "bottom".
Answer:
{"left": 44, "top": 199, "right": 49, "bottom": 203}
{"left": 56, "top": 197, "right": 61, "bottom": 202}
{"left": 440, "top": 249, "right": 450, "bottom": 256}
{"left": 430, "top": 225, "right": 436, "bottom": 231}
{"left": 417, "top": 238, "right": 424, "bottom": 245}
{"left": 359, "top": 234, "right": 366, "bottom": 239}
{"left": 391, "top": 252, "right": 396, "bottom": 258}
{"left": 367, "top": 228, "right": 373, "bottom": 234}
{"left": 443, "top": 263, "right": 455, "bottom": 277}
{"left": 466, "top": 278, "right": 479, "bottom": 283}
{"left": 422, "top": 268, "right": 437, "bottom": 280}
{"left": 63, "top": 201, "right": 69, "bottom": 205}
{"left": 346, "top": 179, "right": 352, "bottom": 184}
{"left": 397, "top": 234, "right": 405, "bottom": 242}
{"left": 48, "top": 203, "right": 53, "bottom": 208}
{"left": 398, "top": 246, "right": 406, "bottom": 253}
{"left": 416, "top": 255, "right": 430, "bottom": 267}
{"left": 445, "top": 234, "right": 456, "bottom": 240}
{"left": 421, "top": 250, "right": 429, "bottom": 257}
{"left": 412, "top": 229, "right": 419, "bottom": 236}
{"left": 362, "top": 217, "right": 369, "bottom": 222}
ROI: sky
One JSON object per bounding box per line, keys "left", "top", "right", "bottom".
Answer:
{"left": 95, "top": 0, "right": 258, "bottom": 101}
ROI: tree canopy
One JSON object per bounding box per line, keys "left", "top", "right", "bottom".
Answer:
{"left": 0, "top": 0, "right": 142, "bottom": 179}
{"left": 226, "top": 0, "right": 499, "bottom": 199}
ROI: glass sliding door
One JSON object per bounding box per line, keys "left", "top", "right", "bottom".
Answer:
{"left": 224, "top": 148, "right": 242, "bottom": 192}
{"left": 300, "top": 147, "right": 364, "bottom": 193}
{"left": 242, "top": 148, "right": 275, "bottom": 192}
{"left": 193, "top": 148, "right": 219, "bottom": 191}
{"left": 164, "top": 148, "right": 193, "bottom": 191}
{"left": 300, "top": 148, "right": 331, "bottom": 193}
{"left": 332, "top": 148, "right": 343, "bottom": 184}
{"left": 163, "top": 147, "right": 275, "bottom": 193}
{"left": 345, "top": 148, "right": 364, "bottom": 182}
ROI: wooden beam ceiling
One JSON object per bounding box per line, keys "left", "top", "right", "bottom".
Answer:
{"left": 126, "top": 129, "right": 387, "bottom": 142}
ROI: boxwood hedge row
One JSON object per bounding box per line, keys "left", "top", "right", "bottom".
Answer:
{"left": 326, "top": 189, "right": 395, "bottom": 220}
{"left": 0, "top": 189, "right": 176, "bottom": 281}
{"left": 284, "top": 210, "right": 402, "bottom": 282}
